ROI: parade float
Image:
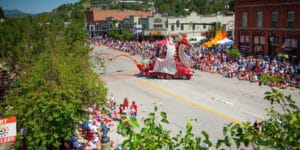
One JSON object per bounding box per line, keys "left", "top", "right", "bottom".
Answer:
{"left": 108, "top": 34, "right": 194, "bottom": 79}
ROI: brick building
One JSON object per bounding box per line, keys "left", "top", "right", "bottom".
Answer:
{"left": 234, "top": 0, "right": 300, "bottom": 63}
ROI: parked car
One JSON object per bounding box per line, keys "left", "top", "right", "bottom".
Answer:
{"left": 188, "top": 36, "right": 206, "bottom": 44}
{"left": 193, "top": 38, "right": 209, "bottom": 47}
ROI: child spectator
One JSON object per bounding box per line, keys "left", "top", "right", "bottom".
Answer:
{"left": 113, "top": 102, "right": 118, "bottom": 120}
{"left": 108, "top": 94, "right": 115, "bottom": 109}
{"left": 118, "top": 104, "right": 123, "bottom": 116}
{"left": 131, "top": 101, "right": 138, "bottom": 117}
{"left": 129, "top": 106, "right": 136, "bottom": 118}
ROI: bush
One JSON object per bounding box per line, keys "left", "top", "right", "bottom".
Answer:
{"left": 228, "top": 47, "right": 240, "bottom": 61}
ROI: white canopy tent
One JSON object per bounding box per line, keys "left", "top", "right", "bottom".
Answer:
{"left": 217, "top": 38, "right": 234, "bottom": 46}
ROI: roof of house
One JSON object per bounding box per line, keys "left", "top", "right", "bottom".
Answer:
{"left": 92, "top": 10, "right": 153, "bottom": 21}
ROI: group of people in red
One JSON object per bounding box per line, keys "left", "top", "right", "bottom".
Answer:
{"left": 108, "top": 94, "right": 138, "bottom": 120}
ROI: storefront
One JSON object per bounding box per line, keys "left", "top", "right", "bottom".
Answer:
{"left": 238, "top": 32, "right": 250, "bottom": 56}
{"left": 253, "top": 32, "right": 265, "bottom": 56}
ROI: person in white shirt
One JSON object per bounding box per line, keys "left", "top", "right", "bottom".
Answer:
{"left": 108, "top": 94, "right": 115, "bottom": 109}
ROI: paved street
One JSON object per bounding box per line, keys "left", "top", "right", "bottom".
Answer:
{"left": 91, "top": 45, "right": 300, "bottom": 146}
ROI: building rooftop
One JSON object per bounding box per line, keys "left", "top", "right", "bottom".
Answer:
{"left": 92, "top": 10, "right": 153, "bottom": 21}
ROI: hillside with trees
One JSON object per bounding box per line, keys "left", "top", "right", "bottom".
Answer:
{"left": 87, "top": 0, "right": 234, "bottom": 16}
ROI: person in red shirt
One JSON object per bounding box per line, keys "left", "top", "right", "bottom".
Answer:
{"left": 131, "top": 101, "right": 138, "bottom": 117}
{"left": 118, "top": 104, "right": 123, "bottom": 116}
{"left": 123, "top": 97, "right": 129, "bottom": 109}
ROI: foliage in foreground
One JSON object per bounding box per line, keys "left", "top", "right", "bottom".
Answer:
{"left": 119, "top": 87, "right": 300, "bottom": 149}
{"left": 118, "top": 105, "right": 212, "bottom": 150}
{"left": 219, "top": 88, "right": 300, "bottom": 149}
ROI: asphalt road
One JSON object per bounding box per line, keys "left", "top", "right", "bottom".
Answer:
{"left": 91, "top": 45, "right": 300, "bottom": 147}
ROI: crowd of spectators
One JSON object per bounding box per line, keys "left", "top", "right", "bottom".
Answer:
{"left": 68, "top": 94, "right": 138, "bottom": 150}
{"left": 88, "top": 35, "right": 300, "bottom": 90}
{"left": 192, "top": 49, "right": 300, "bottom": 89}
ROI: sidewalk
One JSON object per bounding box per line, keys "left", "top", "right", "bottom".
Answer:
{"left": 107, "top": 120, "right": 126, "bottom": 148}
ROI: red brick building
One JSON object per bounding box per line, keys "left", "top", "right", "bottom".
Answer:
{"left": 234, "top": 0, "right": 300, "bottom": 63}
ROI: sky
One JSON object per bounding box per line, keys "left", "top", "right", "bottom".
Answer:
{"left": 0, "top": 0, "right": 80, "bottom": 14}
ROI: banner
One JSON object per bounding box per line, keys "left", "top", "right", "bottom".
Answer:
{"left": 153, "top": 58, "right": 176, "bottom": 75}
{"left": 178, "top": 44, "right": 192, "bottom": 68}
{"left": 0, "top": 117, "right": 16, "bottom": 144}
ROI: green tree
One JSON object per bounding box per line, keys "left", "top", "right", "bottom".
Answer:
{"left": 5, "top": 48, "right": 107, "bottom": 148}
{"left": 228, "top": 47, "right": 240, "bottom": 61}
{"left": 0, "top": 16, "right": 50, "bottom": 70}
{"left": 0, "top": 6, "right": 5, "bottom": 18}
{"left": 122, "top": 29, "right": 134, "bottom": 40}
{"left": 90, "top": 0, "right": 234, "bottom": 16}
{"left": 2, "top": 2, "right": 108, "bottom": 149}
{"left": 108, "top": 28, "right": 134, "bottom": 40}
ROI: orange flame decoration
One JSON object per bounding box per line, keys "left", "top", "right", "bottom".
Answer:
{"left": 109, "top": 53, "right": 143, "bottom": 71}
{"left": 202, "top": 31, "right": 227, "bottom": 47}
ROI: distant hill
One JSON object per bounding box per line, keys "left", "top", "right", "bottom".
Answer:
{"left": 4, "top": 9, "right": 35, "bottom": 17}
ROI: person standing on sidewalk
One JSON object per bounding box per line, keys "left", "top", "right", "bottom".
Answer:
{"left": 131, "top": 101, "right": 138, "bottom": 117}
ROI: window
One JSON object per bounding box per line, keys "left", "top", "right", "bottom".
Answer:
{"left": 176, "top": 20, "right": 180, "bottom": 28}
{"left": 89, "top": 25, "right": 95, "bottom": 31}
{"left": 271, "top": 11, "right": 278, "bottom": 28}
{"left": 181, "top": 24, "right": 184, "bottom": 30}
{"left": 287, "top": 11, "right": 295, "bottom": 28}
{"left": 242, "top": 12, "right": 247, "bottom": 27}
{"left": 245, "top": 35, "right": 249, "bottom": 43}
{"left": 154, "top": 18, "right": 162, "bottom": 23}
{"left": 285, "top": 38, "right": 297, "bottom": 48}
{"left": 269, "top": 35, "right": 278, "bottom": 46}
{"left": 171, "top": 25, "right": 174, "bottom": 31}
{"left": 203, "top": 25, "right": 206, "bottom": 29}
{"left": 239, "top": 34, "right": 249, "bottom": 43}
{"left": 96, "top": 23, "right": 99, "bottom": 31}
{"left": 256, "top": 11, "right": 263, "bottom": 27}
{"left": 153, "top": 24, "right": 162, "bottom": 29}
{"left": 240, "top": 35, "right": 245, "bottom": 43}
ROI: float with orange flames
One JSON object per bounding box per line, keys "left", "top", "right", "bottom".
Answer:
{"left": 108, "top": 34, "right": 194, "bottom": 79}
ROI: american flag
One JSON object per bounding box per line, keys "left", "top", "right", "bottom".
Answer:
{"left": 178, "top": 44, "right": 193, "bottom": 68}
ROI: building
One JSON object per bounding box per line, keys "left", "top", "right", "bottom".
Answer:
{"left": 142, "top": 12, "right": 234, "bottom": 40}
{"left": 235, "top": 0, "right": 300, "bottom": 63}
{"left": 85, "top": 9, "right": 234, "bottom": 42}
{"left": 86, "top": 9, "right": 153, "bottom": 37}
